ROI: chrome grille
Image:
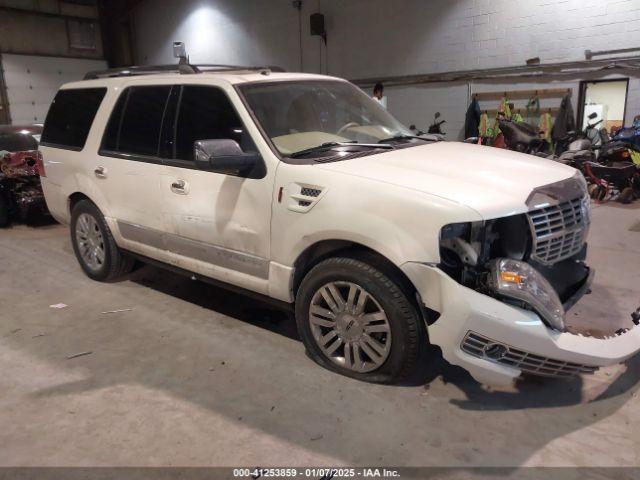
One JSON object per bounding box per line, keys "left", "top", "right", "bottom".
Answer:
{"left": 461, "top": 331, "right": 598, "bottom": 378}
{"left": 527, "top": 196, "right": 588, "bottom": 264}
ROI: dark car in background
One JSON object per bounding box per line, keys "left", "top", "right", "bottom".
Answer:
{"left": 0, "top": 125, "right": 49, "bottom": 227}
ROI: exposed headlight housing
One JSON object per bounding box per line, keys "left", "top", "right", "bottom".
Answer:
{"left": 488, "top": 258, "right": 565, "bottom": 331}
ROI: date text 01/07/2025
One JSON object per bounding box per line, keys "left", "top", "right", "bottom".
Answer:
{"left": 232, "top": 467, "right": 401, "bottom": 478}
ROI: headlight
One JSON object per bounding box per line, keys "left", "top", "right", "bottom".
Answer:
{"left": 489, "top": 258, "right": 565, "bottom": 331}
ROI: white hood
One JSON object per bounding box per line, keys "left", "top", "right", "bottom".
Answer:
{"left": 316, "top": 141, "right": 578, "bottom": 219}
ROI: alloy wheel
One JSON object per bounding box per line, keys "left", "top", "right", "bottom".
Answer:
{"left": 308, "top": 281, "right": 391, "bottom": 373}
{"left": 75, "top": 213, "right": 105, "bottom": 272}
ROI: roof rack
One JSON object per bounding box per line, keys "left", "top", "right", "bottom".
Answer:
{"left": 83, "top": 64, "right": 285, "bottom": 80}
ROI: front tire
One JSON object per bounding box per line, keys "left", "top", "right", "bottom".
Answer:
{"left": 295, "top": 257, "right": 424, "bottom": 384}
{"left": 70, "top": 200, "right": 133, "bottom": 281}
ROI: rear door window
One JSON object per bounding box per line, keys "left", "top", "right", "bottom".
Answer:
{"left": 102, "top": 85, "right": 171, "bottom": 157}
{"left": 41, "top": 88, "right": 106, "bottom": 150}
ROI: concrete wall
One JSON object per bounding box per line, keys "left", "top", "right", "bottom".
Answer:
{"left": 0, "top": 0, "right": 104, "bottom": 59}
{"left": 132, "top": 0, "right": 640, "bottom": 138}
{"left": 302, "top": 0, "right": 640, "bottom": 78}
{"left": 134, "top": 0, "right": 640, "bottom": 75}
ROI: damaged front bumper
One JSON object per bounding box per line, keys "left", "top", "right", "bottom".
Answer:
{"left": 402, "top": 262, "right": 640, "bottom": 386}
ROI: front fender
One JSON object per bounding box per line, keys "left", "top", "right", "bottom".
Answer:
{"left": 271, "top": 165, "right": 482, "bottom": 269}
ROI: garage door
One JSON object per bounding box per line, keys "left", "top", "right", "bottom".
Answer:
{"left": 1, "top": 53, "right": 107, "bottom": 125}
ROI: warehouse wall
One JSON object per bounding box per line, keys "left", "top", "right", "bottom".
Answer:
{"left": 133, "top": 0, "right": 301, "bottom": 70}
{"left": 0, "top": 1, "right": 106, "bottom": 124}
{"left": 386, "top": 74, "right": 640, "bottom": 140}
{"left": 2, "top": 54, "right": 106, "bottom": 124}
{"left": 0, "top": 0, "right": 104, "bottom": 59}
{"left": 132, "top": 0, "right": 640, "bottom": 138}
{"left": 302, "top": 0, "right": 640, "bottom": 78}
{"left": 134, "top": 0, "right": 640, "bottom": 76}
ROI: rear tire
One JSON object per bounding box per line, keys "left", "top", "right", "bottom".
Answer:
{"left": 0, "top": 195, "right": 9, "bottom": 227}
{"left": 70, "top": 200, "right": 134, "bottom": 281}
{"left": 618, "top": 187, "right": 634, "bottom": 204}
{"left": 295, "top": 257, "right": 425, "bottom": 384}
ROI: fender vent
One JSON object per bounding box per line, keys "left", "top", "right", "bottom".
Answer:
{"left": 300, "top": 187, "right": 322, "bottom": 197}
{"left": 287, "top": 183, "right": 325, "bottom": 213}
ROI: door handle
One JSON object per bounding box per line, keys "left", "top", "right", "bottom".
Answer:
{"left": 170, "top": 179, "right": 188, "bottom": 194}
{"left": 94, "top": 166, "right": 107, "bottom": 178}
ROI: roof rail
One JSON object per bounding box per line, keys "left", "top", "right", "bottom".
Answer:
{"left": 195, "top": 64, "right": 286, "bottom": 73}
{"left": 83, "top": 64, "right": 285, "bottom": 80}
{"left": 83, "top": 64, "right": 198, "bottom": 80}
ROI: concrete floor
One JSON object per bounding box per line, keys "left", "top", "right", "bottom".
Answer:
{"left": 0, "top": 203, "right": 639, "bottom": 468}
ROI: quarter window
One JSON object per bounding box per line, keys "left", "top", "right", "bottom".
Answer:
{"left": 174, "top": 86, "right": 254, "bottom": 161}
{"left": 41, "top": 88, "right": 106, "bottom": 150}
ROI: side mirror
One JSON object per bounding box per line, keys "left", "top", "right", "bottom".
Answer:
{"left": 434, "top": 112, "right": 441, "bottom": 119}
{"left": 194, "top": 139, "right": 264, "bottom": 178}
{"left": 588, "top": 112, "right": 598, "bottom": 120}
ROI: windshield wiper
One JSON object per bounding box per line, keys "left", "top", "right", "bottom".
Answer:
{"left": 289, "top": 141, "right": 393, "bottom": 158}
{"left": 377, "top": 134, "right": 442, "bottom": 143}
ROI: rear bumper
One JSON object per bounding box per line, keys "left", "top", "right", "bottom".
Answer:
{"left": 402, "top": 262, "right": 640, "bottom": 386}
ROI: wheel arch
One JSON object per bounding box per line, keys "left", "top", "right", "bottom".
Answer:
{"left": 292, "top": 239, "right": 418, "bottom": 306}
{"left": 68, "top": 192, "right": 94, "bottom": 214}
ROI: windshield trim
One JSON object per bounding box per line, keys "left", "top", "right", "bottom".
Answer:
{"left": 235, "top": 78, "right": 409, "bottom": 165}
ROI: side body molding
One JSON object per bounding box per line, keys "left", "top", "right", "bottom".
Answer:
{"left": 117, "top": 220, "right": 270, "bottom": 279}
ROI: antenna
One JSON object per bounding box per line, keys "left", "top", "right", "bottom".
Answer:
{"left": 173, "top": 41, "right": 198, "bottom": 74}
{"left": 173, "top": 41, "right": 188, "bottom": 64}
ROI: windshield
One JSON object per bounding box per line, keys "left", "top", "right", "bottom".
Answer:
{"left": 239, "top": 80, "right": 413, "bottom": 156}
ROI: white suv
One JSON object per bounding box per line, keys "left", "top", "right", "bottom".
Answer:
{"left": 39, "top": 65, "right": 639, "bottom": 386}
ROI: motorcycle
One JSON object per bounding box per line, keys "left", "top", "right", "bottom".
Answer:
{"left": 409, "top": 112, "right": 446, "bottom": 141}
{"left": 583, "top": 117, "right": 608, "bottom": 148}
{"left": 588, "top": 140, "right": 640, "bottom": 204}
{"left": 496, "top": 118, "right": 550, "bottom": 154}
{"left": 427, "top": 112, "right": 446, "bottom": 135}
{"left": 610, "top": 114, "right": 640, "bottom": 149}
{"left": 485, "top": 115, "right": 638, "bottom": 203}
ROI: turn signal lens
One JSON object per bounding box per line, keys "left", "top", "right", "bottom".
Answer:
{"left": 500, "top": 271, "right": 523, "bottom": 285}
{"left": 489, "top": 258, "right": 565, "bottom": 331}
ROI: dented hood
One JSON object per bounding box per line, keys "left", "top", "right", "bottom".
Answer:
{"left": 316, "top": 141, "right": 578, "bottom": 219}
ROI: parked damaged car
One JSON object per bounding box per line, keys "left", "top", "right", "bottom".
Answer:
{"left": 0, "top": 125, "right": 48, "bottom": 227}
{"left": 40, "top": 69, "right": 640, "bottom": 386}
